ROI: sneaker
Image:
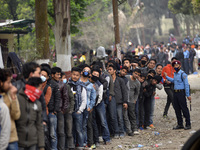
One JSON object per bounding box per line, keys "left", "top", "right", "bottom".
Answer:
{"left": 113, "top": 134, "right": 119, "bottom": 139}
{"left": 173, "top": 125, "right": 184, "bottom": 130}
{"left": 95, "top": 142, "right": 100, "bottom": 147}
{"left": 128, "top": 132, "right": 134, "bottom": 136}
{"left": 184, "top": 125, "right": 191, "bottom": 130}
{"left": 134, "top": 130, "right": 140, "bottom": 135}
{"left": 90, "top": 144, "right": 96, "bottom": 149}
{"left": 149, "top": 124, "right": 155, "bottom": 129}
{"left": 139, "top": 127, "right": 144, "bottom": 130}
{"left": 119, "top": 134, "right": 125, "bottom": 138}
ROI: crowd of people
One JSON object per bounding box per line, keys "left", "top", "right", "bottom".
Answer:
{"left": 0, "top": 40, "right": 194, "bottom": 150}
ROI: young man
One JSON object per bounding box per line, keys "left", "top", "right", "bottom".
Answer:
{"left": 89, "top": 66, "right": 110, "bottom": 145}
{"left": 80, "top": 64, "right": 96, "bottom": 148}
{"left": 16, "top": 77, "right": 45, "bottom": 150}
{"left": 164, "top": 60, "right": 191, "bottom": 130}
{"left": 0, "top": 69, "right": 13, "bottom": 149}
{"left": 59, "top": 71, "right": 75, "bottom": 150}
{"left": 162, "top": 57, "right": 177, "bottom": 118}
{"left": 68, "top": 67, "right": 87, "bottom": 149}
{"left": 51, "top": 67, "right": 64, "bottom": 150}
{"left": 108, "top": 65, "right": 128, "bottom": 138}
{"left": 123, "top": 58, "right": 133, "bottom": 75}
{"left": 125, "top": 68, "right": 141, "bottom": 134}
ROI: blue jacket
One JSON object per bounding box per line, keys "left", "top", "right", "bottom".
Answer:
{"left": 166, "top": 70, "right": 190, "bottom": 97}
{"left": 82, "top": 80, "right": 96, "bottom": 109}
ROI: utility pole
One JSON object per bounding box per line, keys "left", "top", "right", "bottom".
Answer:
{"left": 112, "top": 0, "right": 121, "bottom": 60}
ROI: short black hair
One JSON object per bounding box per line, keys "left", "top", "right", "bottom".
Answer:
{"left": 71, "top": 67, "right": 81, "bottom": 73}
{"left": 156, "top": 64, "right": 163, "bottom": 68}
{"left": 95, "top": 62, "right": 103, "bottom": 69}
{"left": 41, "top": 66, "right": 51, "bottom": 76}
{"left": 121, "top": 66, "right": 128, "bottom": 72}
{"left": 140, "top": 73, "right": 146, "bottom": 78}
{"left": 171, "top": 57, "right": 177, "bottom": 62}
{"left": 51, "top": 67, "right": 62, "bottom": 75}
{"left": 80, "top": 64, "right": 90, "bottom": 71}
{"left": 61, "top": 72, "right": 66, "bottom": 78}
{"left": 133, "top": 68, "right": 141, "bottom": 74}
{"left": 140, "top": 55, "right": 149, "bottom": 61}
{"left": 0, "top": 68, "right": 12, "bottom": 82}
{"left": 148, "top": 59, "right": 157, "bottom": 64}
{"left": 108, "top": 64, "right": 117, "bottom": 71}
{"left": 22, "top": 62, "right": 40, "bottom": 79}
{"left": 122, "top": 58, "right": 131, "bottom": 64}
{"left": 148, "top": 69, "right": 156, "bottom": 75}
{"left": 27, "top": 77, "right": 42, "bottom": 88}
{"left": 91, "top": 65, "right": 101, "bottom": 75}
{"left": 41, "top": 63, "right": 51, "bottom": 71}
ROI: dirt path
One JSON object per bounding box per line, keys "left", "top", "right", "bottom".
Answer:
{"left": 95, "top": 75, "right": 200, "bottom": 150}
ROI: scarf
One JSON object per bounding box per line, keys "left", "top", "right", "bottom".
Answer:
{"left": 68, "top": 78, "right": 85, "bottom": 112}
{"left": 24, "top": 84, "right": 42, "bottom": 102}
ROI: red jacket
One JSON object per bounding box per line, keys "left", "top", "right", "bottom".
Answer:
{"left": 161, "top": 64, "right": 175, "bottom": 82}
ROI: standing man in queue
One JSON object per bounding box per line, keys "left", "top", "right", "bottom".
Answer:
{"left": 164, "top": 60, "right": 191, "bottom": 130}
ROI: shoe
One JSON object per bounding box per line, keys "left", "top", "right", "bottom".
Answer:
{"left": 119, "top": 134, "right": 125, "bottom": 138}
{"left": 173, "top": 125, "right": 184, "bottom": 130}
{"left": 113, "top": 134, "right": 119, "bottom": 139}
{"left": 90, "top": 144, "right": 96, "bottom": 149}
{"left": 134, "top": 130, "right": 140, "bottom": 135}
{"left": 128, "top": 132, "right": 134, "bottom": 136}
{"left": 95, "top": 142, "right": 100, "bottom": 147}
{"left": 149, "top": 124, "right": 155, "bottom": 129}
{"left": 139, "top": 127, "right": 144, "bottom": 130}
{"left": 105, "top": 141, "right": 111, "bottom": 145}
{"left": 184, "top": 125, "right": 191, "bottom": 130}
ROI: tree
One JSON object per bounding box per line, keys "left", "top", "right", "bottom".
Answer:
{"left": 35, "top": 0, "right": 49, "bottom": 59}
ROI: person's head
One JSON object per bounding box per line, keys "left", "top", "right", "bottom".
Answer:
{"left": 40, "top": 63, "right": 51, "bottom": 71}
{"left": 107, "top": 65, "right": 117, "bottom": 76}
{"left": 51, "top": 67, "right": 62, "bottom": 81}
{"left": 151, "top": 75, "right": 162, "bottom": 85}
{"left": 155, "top": 64, "right": 163, "bottom": 75}
{"left": 41, "top": 67, "right": 51, "bottom": 83}
{"left": 160, "top": 47, "right": 164, "bottom": 52}
{"left": 171, "top": 57, "right": 177, "bottom": 62}
{"left": 172, "top": 60, "right": 181, "bottom": 72}
{"left": 138, "top": 73, "right": 146, "bottom": 83}
{"left": 61, "top": 72, "right": 67, "bottom": 83}
{"left": 131, "top": 60, "right": 139, "bottom": 69}
{"left": 123, "top": 58, "right": 131, "bottom": 69}
{"left": 91, "top": 65, "right": 101, "bottom": 82}
{"left": 26, "top": 77, "right": 43, "bottom": 91}
{"left": 147, "top": 59, "right": 156, "bottom": 69}
{"left": 71, "top": 67, "right": 81, "bottom": 82}
{"left": 132, "top": 68, "right": 141, "bottom": 79}
{"left": 120, "top": 66, "right": 128, "bottom": 77}
{"left": 140, "top": 55, "right": 148, "bottom": 66}
{"left": 22, "top": 62, "right": 40, "bottom": 79}
{"left": 95, "top": 62, "right": 103, "bottom": 72}
{"left": 147, "top": 69, "right": 156, "bottom": 80}
{"left": 0, "top": 69, "right": 12, "bottom": 93}
{"left": 81, "top": 64, "right": 91, "bottom": 78}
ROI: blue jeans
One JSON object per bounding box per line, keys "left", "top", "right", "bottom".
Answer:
{"left": 82, "top": 109, "right": 89, "bottom": 146}
{"left": 107, "top": 97, "right": 119, "bottom": 136}
{"left": 184, "top": 58, "right": 189, "bottom": 74}
{"left": 116, "top": 104, "right": 124, "bottom": 135}
{"left": 48, "top": 113, "right": 58, "bottom": 150}
{"left": 149, "top": 96, "right": 155, "bottom": 125}
{"left": 93, "top": 101, "right": 110, "bottom": 142}
{"left": 7, "top": 142, "right": 18, "bottom": 150}
{"left": 72, "top": 112, "right": 84, "bottom": 147}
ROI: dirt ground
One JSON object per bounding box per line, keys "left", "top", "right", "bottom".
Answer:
{"left": 95, "top": 74, "right": 200, "bottom": 150}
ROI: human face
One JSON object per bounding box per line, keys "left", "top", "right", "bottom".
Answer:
{"left": 131, "top": 63, "right": 138, "bottom": 69}
{"left": 148, "top": 60, "right": 156, "bottom": 69}
{"left": 156, "top": 66, "right": 163, "bottom": 75}
{"left": 0, "top": 77, "right": 12, "bottom": 93}
{"left": 141, "top": 57, "right": 148, "bottom": 61}
{"left": 41, "top": 71, "right": 49, "bottom": 80}
{"left": 123, "top": 60, "right": 131, "bottom": 69}
{"left": 71, "top": 71, "right": 81, "bottom": 82}
{"left": 82, "top": 67, "right": 91, "bottom": 77}
{"left": 30, "top": 67, "right": 41, "bottom": 78}
{"left": 52, "top": 72, "right": 61, "bottom": 81}
{"left": 151, "top": 79, "right": 157, "bottom": 85}
{"left": 133, "top": 71, "right": 141, "bottom": 79}
{"left": 107, "top": 67, "right": 115, "bottom": 76}
{"left": 120, "top": 69, "right": 127, "bottom": 77}
{"left": 61, "top": 75, "right": 66, "bottom": 81}
{"left": 174, "top": 64, "right": 181, "bottom": 69}
{"left": 92, "top": 71, "right": 100, "bottom": 77}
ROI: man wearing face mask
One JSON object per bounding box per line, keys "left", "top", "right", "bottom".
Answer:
{"left": 139, "top": 55, "right": 148, "bottom": 70}
{"left": 79, "top": 64, "right": 96, "bottom": 148}
{"left": 16, "top": 77, "right": 45, "bottom": 150}
{"left": 164, "top": 60, "right": 191, "bottom": 130}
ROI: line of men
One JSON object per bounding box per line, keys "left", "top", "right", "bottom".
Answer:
{"left": 0, "top": 54, "right": 191, "bottom": 150}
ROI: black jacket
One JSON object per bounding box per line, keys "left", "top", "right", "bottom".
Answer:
{"left": 47, "top": 79, "right": 61, "bottom": 113}
{"left": 143, "top": 80, "right": 156, "bottom": 98}
{"left": 13, "top": 78, "right": 48, "bottom": 123}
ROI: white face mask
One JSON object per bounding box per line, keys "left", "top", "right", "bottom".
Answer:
{"left": 63, "top": 79, "right": 67, "bottom": 84}
{"left": 41, "top": 75, "right": 47, "bottom": 82}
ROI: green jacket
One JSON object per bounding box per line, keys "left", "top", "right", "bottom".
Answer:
{"left": 16, "top": 89, "right": 45, "bottom": 148}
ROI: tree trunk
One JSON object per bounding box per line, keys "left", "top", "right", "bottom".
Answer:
{"left": 158, "top": 20, "right": 162, "bottom": 36}
{"left": 172, "top": 14, "right": 180, "bottom": 36}
{"left": 35, "top": 0, "right": 49, "bottom": 59}
{"left": 53, "top": 0, "right": 71, "bottom": 72}
{"left": 185, "top": 18, "right": 191, "bottom": 36}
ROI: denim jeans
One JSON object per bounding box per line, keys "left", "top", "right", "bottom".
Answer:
{"left": 138, "top": 97, "right": 144, "bottom": 127}
{"left": 122, "top": 108, "right": 132, "bottom": 134}
{"left": 106, "top": 97, "right": 119, "bottom": 136}
{"left": 149, "top": 96, "right": 155, "bottom": 125}
{"left": 93, "top": 101, "right": 110, "bottom": 143}
{"left": 184, "top": 58, "right": 189, "bottom": 74}
{"left": 116, "top": 104, "right": 124, "bottom": 135}
{"left": 57, "top": 112, "right": 65, "bottom": 150}
{"left": 18, "top": 145, "right": 36, "bottom": 150}
{"left": 48, "top": 113, "right": 58, "bottom": 150}
{"left": 189, "top": 59, "right": 194, "bottom": 73}
{"left": 144, "top": 97, "right": 152, "bottom": 127}
{"left": 7, "top": 142, "right": 18, "bottom": 150}
{"left": 72, "top": 112, "right": 84, "bottom": 147}
{"left": 87, "top": 111, "right": 94, "bottom": 146}
{"left": 128, "top": 102, "right": 137, "bottom": 131}
{"left": 64, "top": 113, "right": 74, "bottom": 149}
{"left": 82, "top": 109, "right": 89, "bottom": 146}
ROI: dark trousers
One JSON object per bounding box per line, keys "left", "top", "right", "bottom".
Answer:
{"left": 64, "top": 113, "right": 74, "bottom": 149}
{"left": 173, "top": 91, "right": 191, "bottom": 126}
{"left": 138, "top": 97, "right": 144, "bottom": 127}
{"left": 184, "top": 58, "right": 189, "bottom": 74}
{"left": 189, "top": 59, "right": 194, "bottom": 73}
{"left": 128, "top": 102, "right": 137, "bottom": 131}
{"left": 163, "top": 86, "right": 174, "bottom": 116}
{"left": 87, "top": 111, "right": 93, "bottom": 146}
{"left": 143, "top": 97, "right": 152, "bottom": 127}
{"left": 57, "top": 112, "right": 65, "bottom": 150}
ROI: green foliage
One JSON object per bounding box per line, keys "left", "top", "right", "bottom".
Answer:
{"left": 192, "top": 0, "right": 200, "bottom": 14}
